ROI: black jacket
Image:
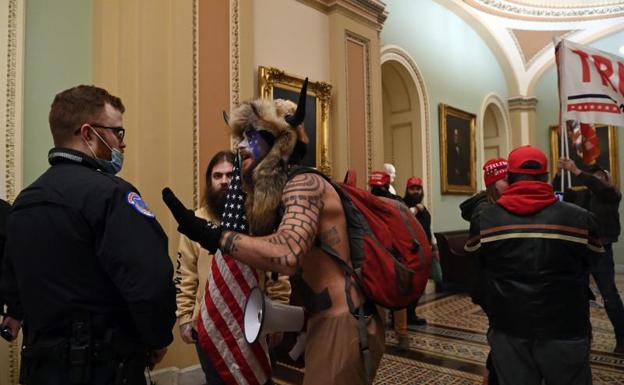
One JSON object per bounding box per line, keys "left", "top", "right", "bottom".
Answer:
{"left": 0, "top": 199, "right": 11, "bottom": 313}
{"left": 459, "top": 191, "right": 489, "bottom": 222}
{"left": 0, "top": 148, "right": 176, "bottom": 349}
{"left": 562, "top": 172, "right": 621, "bottom": 244}
{"left": 466, "top": 197, "right": 603, "bottom": 339}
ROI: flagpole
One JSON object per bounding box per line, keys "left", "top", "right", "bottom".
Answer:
{"left": 555, "top": 37, "right": 567, "bottom": 192}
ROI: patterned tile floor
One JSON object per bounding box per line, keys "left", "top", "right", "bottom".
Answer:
{"left": 274, "top": 274, "right": 624, "bottom": 384}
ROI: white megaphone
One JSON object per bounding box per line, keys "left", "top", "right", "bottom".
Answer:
{"left": 243, "top": 287, "right": 305, "bottom": 344}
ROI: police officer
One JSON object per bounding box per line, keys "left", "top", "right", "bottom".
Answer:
{"left": 0, "top": 85, "right": 176, "bottom": 384}
{"left": 0, "top": 198, "right": 17, "bottom": 341}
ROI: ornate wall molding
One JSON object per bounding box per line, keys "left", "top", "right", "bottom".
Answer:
{"left": 508, "top": 95, "right": 538, "bottom": 111}
{"left": 301, "top": 0, "right": 387, "bottom": 30}
{"left": 192, "top": 0, "right": 199, "bottom": 208}
{"left": 1, "top": 0, "right": 23, "bottom": 381}
{"left": 230, "top": 0, "right": 240, "bottom": 108}
{"left": 345, "top": 31, "right": 372, "bottom": 174}
{"left": 2, "top": 0, "right": 21, "bottom": 203}
{"left": 380, "top": 45, "right": 433, "bottom": 210}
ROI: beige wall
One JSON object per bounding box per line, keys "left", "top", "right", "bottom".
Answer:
{"left": 328, "top": 10, "right": 384, "bottom": 184}
{"left": 199, "top": 0, "right": 231, "bottom": 200}
{"left": 92, "top": 0, "right": 197, "bottom": 370}
{"left": 253, "top": 0, "right": 330, "bottom": 86}
{"left": 88, "top": 0, "right": 385, "bottom": 374}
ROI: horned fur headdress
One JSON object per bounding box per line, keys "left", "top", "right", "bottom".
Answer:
{"left": 227, "top": 79, "right": 308, "bottom": 235}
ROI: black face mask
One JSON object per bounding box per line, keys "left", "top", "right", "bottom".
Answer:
{"left": 370, "top": 186, "right": 390, "bottom": 198}
{"left": 403, "top": 192, "right": 423, "bottom": 207}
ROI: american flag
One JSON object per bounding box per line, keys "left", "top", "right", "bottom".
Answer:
{"left": 196, "top": 161, "right": 271, "bottom": 385}
{"left": 568, "top": 120, "right": 601, "bottom": 165}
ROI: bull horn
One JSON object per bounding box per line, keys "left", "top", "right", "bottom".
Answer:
{"left": 285, "top": 78, "right": 308, "bottom": 127}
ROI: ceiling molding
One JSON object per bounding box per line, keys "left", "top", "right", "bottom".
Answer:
{"left": 298, "top": 0, "right": 388, "bottom": 30}
{"left": 464, "top": 0, "right": 624, "bottom": 20}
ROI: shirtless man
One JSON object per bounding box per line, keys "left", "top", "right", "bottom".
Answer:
{"left": 163, "top": 82, "right": 385, "bottom": 385}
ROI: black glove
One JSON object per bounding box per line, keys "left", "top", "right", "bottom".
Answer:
{"left": 162, "top": 187, "right": 222, "bottom": 254}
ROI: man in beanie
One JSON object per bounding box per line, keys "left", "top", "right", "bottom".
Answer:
{"left": 559, "top": 158, "right": 624, "bottom": 354}
{"left": 465, "top": 145, "right": 603, "bottom": 385}
{"left": 460, "top": 158, "right": 508, "bottom": 221}
{"left": 460, "top": 158, "right": 507, "bottom": 385}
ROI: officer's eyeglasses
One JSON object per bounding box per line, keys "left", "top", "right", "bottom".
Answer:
{"left": 88, "top": 123, "right": 126, "bottom": 141}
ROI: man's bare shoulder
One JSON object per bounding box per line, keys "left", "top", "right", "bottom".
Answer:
{"left": 283, "top": 172, "right": 327, "bottom": 195}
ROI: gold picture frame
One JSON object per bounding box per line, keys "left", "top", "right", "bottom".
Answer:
{"left": 549, "top": 124, "right": 619, "bottom": 187}
{"left": 258, "top": 66, "right": 332, "bottom": 176}
{"left": 439, "top": 103, "right": 477, "bottom": 194}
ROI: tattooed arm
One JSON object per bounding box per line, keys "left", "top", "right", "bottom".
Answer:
{"left": 218, "top": 173, "right": 325, "bottom": 276}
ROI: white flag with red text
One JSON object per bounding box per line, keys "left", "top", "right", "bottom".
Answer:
{"left": 556, "top": 39, "right": 624, "bottom": 127}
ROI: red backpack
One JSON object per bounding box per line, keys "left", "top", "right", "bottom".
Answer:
{"left": 289, "top": 167, "right": 433, "bottom": 310}
{"left": 288, "top": 167, "right": 432, "bottom": 383}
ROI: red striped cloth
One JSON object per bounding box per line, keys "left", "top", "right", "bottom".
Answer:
{"left": 197, "top": 252, "right": 271, "bottom": 385}
{"left": 197, "top": 164, "right": 271, "bottom": 385}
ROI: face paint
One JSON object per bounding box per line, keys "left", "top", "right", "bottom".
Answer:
{"left": 242, "top": 128, "right": 268, "bottom": 161}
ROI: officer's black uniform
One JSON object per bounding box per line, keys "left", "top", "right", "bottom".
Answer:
{"left": 0, "top": 148, "right": 176, "bottom": 385}
{"left": 0, "top": 198, "right": 11, "bottom": 314}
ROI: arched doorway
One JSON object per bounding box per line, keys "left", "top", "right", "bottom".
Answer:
{"left": 380, "top": 46, "right": 429, "bottom": 203}
{"left": 480, "top": 94, "right": 511, "bottom": 186}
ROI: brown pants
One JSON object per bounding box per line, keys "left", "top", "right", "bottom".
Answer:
{"left": 393, "top": 309, "right": 408, "bottom": 337}
{"left": 303, "top": 311, "right": 385, "bottom": 385}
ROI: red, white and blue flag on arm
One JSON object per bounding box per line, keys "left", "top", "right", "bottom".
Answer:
{"left": 197, "top": 161, "right": 271, "bottom": 385}
{"left": 556, "top": 38, "right": 624, "bottom": 127}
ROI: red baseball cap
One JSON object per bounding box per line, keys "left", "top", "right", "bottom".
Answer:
{"left": 406, "top": 177, "right": 423, "bottom": 188}
{"left": 508, "top": 145, "right": 548, "bottom": 175}
{"left": 368, "top": 171, "right": 390, "bottom": 186}
{"left": 482, "top": 158, "right": 508, "bottom": 187}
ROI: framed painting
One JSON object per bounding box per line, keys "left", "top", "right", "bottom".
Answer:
{"left": 439, "top": 103, "right": 476, "bottom": 194}
{"left": 549, "top": 124, "right": 619, "bottom": 187}
{"left": 258, "top": 66, "right": 332, "bottom": 175}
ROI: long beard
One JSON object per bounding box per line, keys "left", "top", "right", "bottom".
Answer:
{"left": 403, "top": 193, "right": 423, "bottom": 207}
{"left": 207, "top": 187, "right": 227, "bottom": 218}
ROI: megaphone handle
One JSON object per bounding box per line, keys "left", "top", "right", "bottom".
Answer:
{"left": 288, "top": 332, "right": 307, "bottom": 361}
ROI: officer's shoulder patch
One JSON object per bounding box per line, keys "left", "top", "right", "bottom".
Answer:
{"left": 126, "top": 191, "right": 155, "bottom": 218}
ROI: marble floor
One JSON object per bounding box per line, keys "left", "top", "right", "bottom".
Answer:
{"left": 273, "top": 274, "right": 624, "bottom": 384}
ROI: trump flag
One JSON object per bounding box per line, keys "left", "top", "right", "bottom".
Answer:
{"left": 556, "top": 39, "right": 624, "bottom": 127}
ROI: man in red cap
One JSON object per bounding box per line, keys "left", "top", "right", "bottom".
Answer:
{"left": 368, "top": 171, "right": 402, "bottom": 202}
{"left": 465, "top": 145, "right": 603, "bottom": 385}
{"left": 559, "top": 158, "right": 624, "bottom": 354}
{"left": 402, "top": 177, "right": 438, "bottom": 327}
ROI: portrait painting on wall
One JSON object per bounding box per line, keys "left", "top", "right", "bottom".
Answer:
{"left": 439, "top": 103, "right": 476, "bottom": 194}
{"left": 549, "top": 123, "right": 619, "bottom": 188}
{"left": 258, "top": 66, "right": 332, "bottom": 176}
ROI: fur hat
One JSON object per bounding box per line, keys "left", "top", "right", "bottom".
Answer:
{"left": 227, "top": 80, "right": 308, "bottom": 235}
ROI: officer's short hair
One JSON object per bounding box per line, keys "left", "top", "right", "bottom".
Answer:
{"left": 49, "top": 85, "right": 125, "bottom": 144}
